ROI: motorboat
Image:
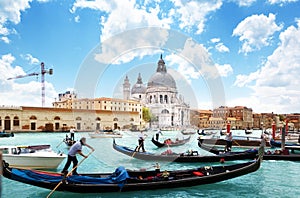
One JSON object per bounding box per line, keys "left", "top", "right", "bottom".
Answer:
{"left": 0, "top": 144, "right": 66, "bottom": 169}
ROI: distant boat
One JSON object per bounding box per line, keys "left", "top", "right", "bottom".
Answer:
{"left": 89, "top": 130, "right": 122, "bottom": 138}
{"left": 63, "top": 137, "right": 76, "bottom": 146}
{"left": 113, "top": 140, "right": 260, "bottom": 163}
{"left": 0, "top": 145, "right": 66, "bottom": 169}
{"left": 0, "top": 131, "right": 14, "bottom": 138}
{"left": 181, "top": 128, "right": 197, "bottom": 135}
{"left": 151, "top": 136, "right": 191, "bottom": 148}
{"left": 245, "top": 129, "right": 252, "bottom": 135}
{"left": 198, "top": 137, "right": 271, "bottom": 148}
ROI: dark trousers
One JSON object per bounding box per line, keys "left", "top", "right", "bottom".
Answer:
{"left": 70, "top": 133, "right": 75, "bottom": 141}
{"left": 138, "top": 139, "right": 145, "bottom": 152}
{"left": 225, "top": 141, "right": 232, "bottom": 152}
{"left": 62, "top": 155, "right": 78, "bottom": 174}
{"left": 155, "top": 133, "right": 159, "bottom": 141}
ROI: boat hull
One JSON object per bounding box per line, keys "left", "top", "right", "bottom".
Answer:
{"left": 113, "top": 140, "right": 258, "bottom": 162}
{"left": 3, "top": 154, "right": 66, "bottom": 169}
{"left": 2, "top": 156, "right": 261, "bottom": 193}
{"left": 199, "top": 138, "right": 271, "bottom": 148}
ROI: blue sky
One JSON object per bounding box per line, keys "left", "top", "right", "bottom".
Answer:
{"left": 0, "top": 0, "right": 300, "bottom": 114}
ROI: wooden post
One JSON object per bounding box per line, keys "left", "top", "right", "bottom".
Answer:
{"left": 226, "top": 121, "right": 230, "bottom": 134}
{"left": 272, "top": 122, "right": 276, "bottom": 139}
{"left": 281, "top": 122, "right": 286, "bottom": 151}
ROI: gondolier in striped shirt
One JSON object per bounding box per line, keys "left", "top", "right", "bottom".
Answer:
{"left": 61, "top": 137, "right": 94, "bottom": 175}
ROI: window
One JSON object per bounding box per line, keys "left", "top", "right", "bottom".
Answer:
{"left": 13, "top": 116, "right": 19, "bottom": 126}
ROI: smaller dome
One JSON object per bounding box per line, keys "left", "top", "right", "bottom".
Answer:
{"left": 131, "top": 73, "right": 146, "bottom": 94}
{"left": 131, "top": 84, "right": 146, "bottom": 94}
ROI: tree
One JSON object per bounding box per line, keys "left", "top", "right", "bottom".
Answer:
{"left": 142, "top": 107, "right": 151, "bottom": 122}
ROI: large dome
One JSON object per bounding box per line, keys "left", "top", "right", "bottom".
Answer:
{"left": 147, "top": 55, "right": 177, "bottom": 89}
{"left": 147, "top": 72, "right": 176, "bottom": 88}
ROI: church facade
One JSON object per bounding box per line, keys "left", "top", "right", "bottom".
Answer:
{"left": 123, "top": 55, "right": 190, "bottom": 128}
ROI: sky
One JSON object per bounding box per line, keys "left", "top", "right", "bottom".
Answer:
{"left": 0, "top": 0, "right": 300, "bottom": 114}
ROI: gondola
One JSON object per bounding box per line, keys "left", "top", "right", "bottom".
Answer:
{"left": 2, "top": 152, "right": 262, "bottom": 194}
{"left": 181, "top": 129, "right": 196, "bottom": 135}
{"left": 151, "top": 136, "right": 191, "bottom": 148}
{"left": 199, "top": 139, "right": 300, "bottom": 161}
{"left": 113, "top": 140, "right": 259, "bottom": 162}
{"left": 198, "top": 137, "right": 271, "bottom": 148}
{"left": 0, "top": 131, "right": 14, "bottom": 138}
{"left": 269, "top": 139, "right": 299, "bottom": 148}
{"left": 63, "top": 138, "right": 76, "bottom": 147}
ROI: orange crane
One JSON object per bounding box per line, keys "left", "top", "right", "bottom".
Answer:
{"left": 7, "top": 62, "right": 53, "bottom": 107}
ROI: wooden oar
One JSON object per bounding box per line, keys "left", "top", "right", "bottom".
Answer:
{"left": 56, "top": 139, "right": 64, "bottom": 148}
{"left": 132, "top": 135, "right": 148, "bottom": 157}
{"left": 46, "top": 150, "right": 94, "bottom": 198}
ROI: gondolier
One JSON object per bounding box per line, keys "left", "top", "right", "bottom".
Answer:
{"left": 155, "top": 130, "right": 163, "bottom": 141}
{"left": 225, "top": 132, "right": 232, "bottom": 152}
{"left": 137, "top": 131, "right": 147, "bottom": 152}
{"left": 70, "top": 127, "right": 75, "bottom": 141}
{"left": 61, "top": 137, "right": 94, "bottom": 175}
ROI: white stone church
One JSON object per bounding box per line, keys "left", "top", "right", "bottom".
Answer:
{"left": 123, "top": 55, "right": 190, "bottom": 128}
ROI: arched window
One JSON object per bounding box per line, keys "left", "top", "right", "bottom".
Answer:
{"left": 76, "top": 117, "right": 82, "bottom": 121}
{"left": 161, "top": 109, "right": 169, "bottom": 114}
{"left": 30, "top": 115, "right": 37, "bottom": 120}
{"left": 113, "top": 118, "right": 118, "bottom": 121}
{"left": 130, "top": 118, "right": 134, "bottom": 121}
{"left": 95, "top": 117, "right": 101, "bottom": 121}
{"left": 13, "top": 116, "right": 20, "bottom": 126}
{"left": 54, "top": 116, "right": 60, "bottom": 120}
{"left": 164, "top": 95, "right": 168, "bottom": 103}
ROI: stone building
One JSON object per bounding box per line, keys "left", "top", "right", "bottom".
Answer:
{"left": 0, "top": 96, "right": 142, "bottom": 132}
{"left": 123, "top": 55, "right": 190, "bottom": 128}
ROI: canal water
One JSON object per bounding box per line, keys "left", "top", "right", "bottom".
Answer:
{"left": 1, "top": 130, "right": 299, "bottom": 198}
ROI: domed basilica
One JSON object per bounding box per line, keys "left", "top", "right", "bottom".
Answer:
{"left": 123, "top": 55, "right": 190, "bottom": 128}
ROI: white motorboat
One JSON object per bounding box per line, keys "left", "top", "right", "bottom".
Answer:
{"left": 88, "top": 130, "right": 123, "bottom": 138}
{"left": 0, "top": 145, "right": 66, "bottom": 169}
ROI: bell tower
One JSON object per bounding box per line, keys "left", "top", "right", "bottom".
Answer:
{"left": 123, "top": 75, "right": 131, "bottom": 100}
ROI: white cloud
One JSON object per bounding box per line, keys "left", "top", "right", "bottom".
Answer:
{"left": 171, "top": 0, "right": 222, "bottom": 34}
{"left": 268, "top": 0, "right": 299, "bottom": 5}
{"left": 94, "top": 28, "right": 169, "bottom": 65}
{"left": 165, "top": 38, "right": 225, "bottom": 81}
{"left": 0, "top": 0, "right": 31, "bottom": 41}
{"left": 215, "top": 63, "right": 233, "bottom": 77}
{"left": 1, "top": 36, "right": 10, "bottom": 44}
{"left": 231, "top": 0, "right": 257, "bottom": 7}
{"left": 74, "top": 15, "right": 80, "bottom": 23}
{"left": 71, "top": 0, "right": 173, "bottom": 64}
{"left": 210, "top": 38, "right": 220, "bottom": 43}
{"left": 22, "top": 53, "right": 40, "bottom": 65}
{"left": 233, "top": 13, "right": 283, "bottom": 54}
{"left": 215, "top": 43, "right": 230, "bottom": 53}
{"left": 233, "top": 20, "right": 300, "bottom": 113}
{"left": 0, "top": 53, "right": 57, "bottom": 107}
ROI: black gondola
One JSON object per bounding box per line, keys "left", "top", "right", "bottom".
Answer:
{"left": 63, "top": 138, "right": 76, "bottom": 147}
{"left": 198, "top": 137, "right": 271, "bottom": 148}
{"left": 113, "top": 140, "right": 259, "bottom": 162}
{"left": 2, "top": 152, "right": 262, "bottom": 194}
{"left": 151, "top": 136, "right": 191, "bottom": 148}
{"left": 199, "top": 139, "right": 300, "bottom": 161}
{"left": 0, "top": 131, "right": 14, "bottom": 138}
{"left": 269, "top": 139, "right": 299, "bottom": 148}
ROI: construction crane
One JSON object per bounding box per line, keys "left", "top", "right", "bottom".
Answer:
{"left": 7, "top": 62, "right": 53, "bottom": 107}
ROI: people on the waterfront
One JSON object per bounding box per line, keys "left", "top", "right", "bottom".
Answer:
{"left": 70, "top": 127, "right": 75, "bottom": 141}
{"left": 61, "top": 137, "right": 94, "bottom": 175}
{"left": 137, "top": 131, "right": 147, "bottom": 152}
{"left": 225, "top": 131, "right": 232, "bottom": 152}
{"left": 155, "top": 130, "right": 162, "bottom": 141}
